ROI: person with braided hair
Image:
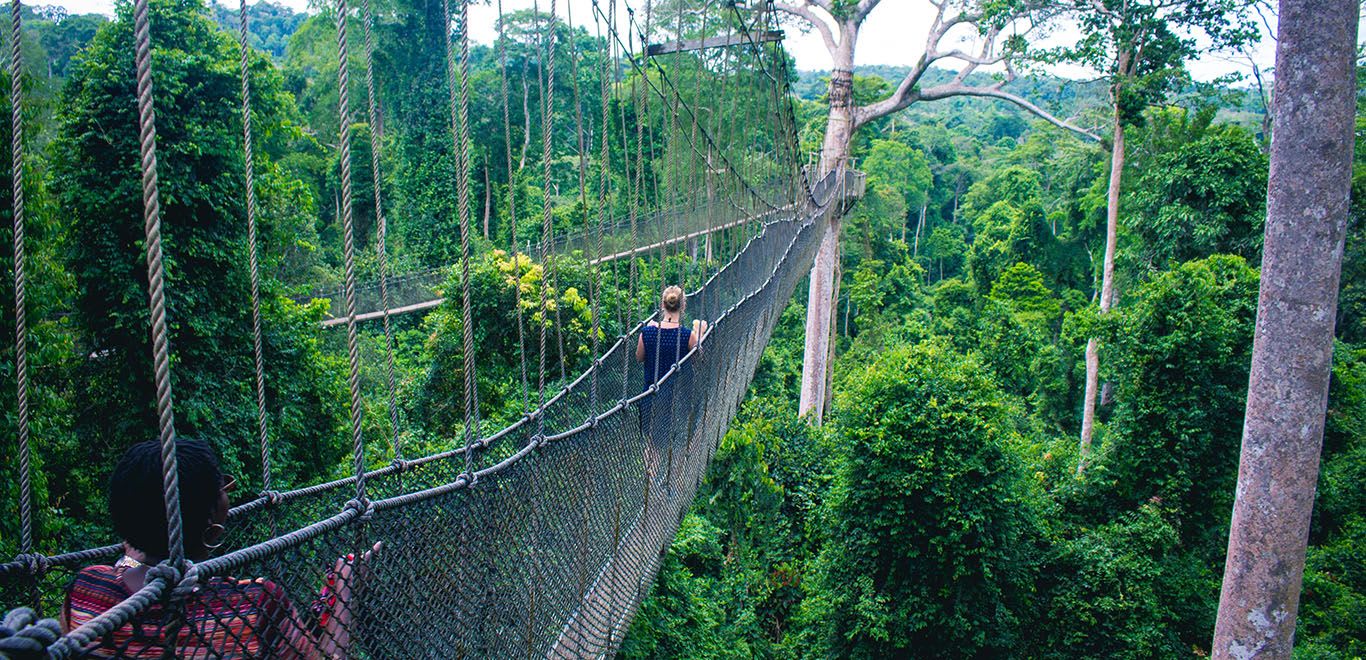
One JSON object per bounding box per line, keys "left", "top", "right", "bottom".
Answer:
{"left": 63, "top": 439, "right": 379, "bottom": 659}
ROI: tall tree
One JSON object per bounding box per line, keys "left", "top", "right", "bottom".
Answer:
{"left": 55, "top": 0, "right": 348, "bottom": 509}
{"left": 1212, "top": 0, "right": 1358, "bottom": 654}
{"left": 1050, "top": 0, "right": 1256, "bottom": 466}
{"left": 773, "top": 0, "right": 1098, "bottom": 422}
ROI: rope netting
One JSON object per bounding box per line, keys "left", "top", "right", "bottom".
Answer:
{"left": 0, "top": 0, "right": 865, "bottom": 655}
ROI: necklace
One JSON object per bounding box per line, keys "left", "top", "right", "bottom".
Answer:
{"left": 114, "top": 555, "right": 150, "bottom": 570}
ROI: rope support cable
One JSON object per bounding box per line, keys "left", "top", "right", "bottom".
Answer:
{"left": 495, "top": 0, "right": 531, "bottom": 416}
{"left": 531, "top": 0, "right": 551, "bottom": 442}
{"left": 534, "top": 0, "right": 568, "bottom": 387}
{"left": 131, "top": 0, "right": 186, "bottom": 569}
{"left": 333, "top": 0, "right": 368, "bottom": 503}
{"left": 9, "top": 0, "right": 33, "bottom": 556}
{"left": 235, "top": 0, "right": 273, "bottom": 494}
{"left": 360, "top": 0, "right": 403, "bottom": 461}
{"left": 443, "top": 0, "right": 479, "bottom": 471}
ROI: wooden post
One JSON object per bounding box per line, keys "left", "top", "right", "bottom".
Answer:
{"left": 1212, "top": 0, "right": 1357, "bottom": 656}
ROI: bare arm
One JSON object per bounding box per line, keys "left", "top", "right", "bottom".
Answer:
{"left": 690, "top": 320, "right": 708, "bottom": 350}
{"left": 636, "top": 333, "right": 646, "bottom": 362}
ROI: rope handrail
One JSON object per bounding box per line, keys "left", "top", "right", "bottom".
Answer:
{"left": 0, "top": 0, "right": 856, "bottom": 647}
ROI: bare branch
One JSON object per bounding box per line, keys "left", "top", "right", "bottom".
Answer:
{"left": 920, "top": 82, "right": 1103, "bottom": 141}
{"left": 854, "top": 0, "right": 882, "bottom": 22}
{"left": 773, "top": 1, "right": 839, "bottom": 54}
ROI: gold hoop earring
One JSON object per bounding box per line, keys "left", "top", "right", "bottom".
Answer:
{"left": 202, "top": 523, "right": 226, "bottom": 551}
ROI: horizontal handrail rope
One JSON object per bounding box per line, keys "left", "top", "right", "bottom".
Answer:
{"left": 46, "top": 576, "right": 169, "bottom": 658}
{"left": 0, "top": 208, "right": 810, "bottom": 580}
{"left": 11, "top": 176, "right": 848, "bottom": 656}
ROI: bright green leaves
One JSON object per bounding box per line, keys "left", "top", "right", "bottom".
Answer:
{"left": 807, "top": 343, "right": 1038, "bottom": 658}
{"left": 1126, "top": 117, "right": 1267, "bottom": 269}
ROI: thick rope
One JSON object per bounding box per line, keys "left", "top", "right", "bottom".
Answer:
{"left": 533, "top": 0, "right": 553, "bottom": 440}
{"left": 567, "top": 0, "right": 600, "bottom": 415}
{"left": 359, "top": 0, "right": 402, "bottom": 460}
{"left": 496, "top": 0, "right": 531, "bottom": 415}
{"left": 9, "top": 0, "right": 32, "bottom": 556}
{"left": 131, "top": 0, "right": 185, "bottom": 568}
{"left": 537, "top": 0, "right": 568, "bottom": 386}
{"left": 235, "top": 0, "right": 272, "bottom": 493}
{"left": 334, "top": 0, "right": 368, "bottom": 502}
{"left": 443, "top": 0, "right": 478, "bottom": 469}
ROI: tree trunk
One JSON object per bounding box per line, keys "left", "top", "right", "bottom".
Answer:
{"left": 1079, "top": 101, "right": 1125, "bottom": 469}
{"left": 799, "top": 53, "right": 856, "bottom": 422}
{"left": 823, "top": 256, "right": 842, "bottom": 415}
{"left": 483, "top": 164, "right": 491, "bottom": 239}
{"left": 913, "top": 204, "right": 925, "bottom": 257}
{"left": 1212, "top": 0, "right": 1356, "bottom": 655}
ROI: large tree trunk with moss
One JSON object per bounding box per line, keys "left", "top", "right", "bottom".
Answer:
{"left": 1079, "top": 96, "right": 1126, "bottom": 468}
{"left": 778, "top": 0, "right": 1100, "bottom": 423}
{"left": 1211, "top": 0, "right": 1357, "bottom": 655}
{"left": 799, "top": 56, "right": 855, "bottom": 422}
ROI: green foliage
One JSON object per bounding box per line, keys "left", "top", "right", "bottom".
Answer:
{"left": 1083, "top": 255, "right": 1259, "bottom": 538}
{"left": 51, "top": 0, "right": 347, "bottom": 526}
{"left": 210, "top": 1, "right": 306, "bottom": 60}
{"left": 805, "top": 343, "right": 1039, "bottom": 658}
{"left": 415, "top": 250, "right": 598, "bottom": 434}
{"left": 863, "top": 139, "right": 932, "bottom": 211}
{"left": 1029, "top": 504, "right": 1200, "bottom": 658}
{"left": 989, "top": 262, "right": 1061, "bottom": 326}
{"left": 1296, "top": 345, "right": 1366, "bottom": 657}
{"left": 1127, "top": 118, "right": 1267, "bottom": 269}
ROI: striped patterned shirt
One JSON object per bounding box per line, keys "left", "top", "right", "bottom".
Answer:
{"left": 63, "top": 564, "right": 310, "bottom": 659}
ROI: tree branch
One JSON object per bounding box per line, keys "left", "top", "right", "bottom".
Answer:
{"left": 854, "top": 0, "right": 882, "bottom": 22}
{"left": 920, "top": 82, "right": 1103, "bottom": 141}
{"left": 773, "top": 1, "right": 839, "bottom": 55}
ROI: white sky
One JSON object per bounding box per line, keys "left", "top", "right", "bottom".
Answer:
{"left": 37, "top": 0, "right": 1326, "bottom": 83}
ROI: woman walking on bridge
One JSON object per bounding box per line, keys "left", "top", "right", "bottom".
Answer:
{"left": 636, "top": 286, "right": 708, "bottom": 478}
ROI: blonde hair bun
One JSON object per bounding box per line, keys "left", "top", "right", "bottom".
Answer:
{"left": 661, "top": 285, "right": 685, "bottom": 313}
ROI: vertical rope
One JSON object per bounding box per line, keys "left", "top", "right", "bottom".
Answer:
{"left": 359, "top": 0, "right": 402, "bottom": 460}
{"left": 333, "top": 0, "right": 367, "bottom": 501}
{"left": 533, "top": 0, "right": 552, "bottom": 440}
{"left": 535, "top": 0, "right": 568, "bottom": 386}
{"left": 9, "top": 0, "right": 32, "bottom": 555}
{"left": 235, "top": 0, "right": 272, "bottom": 493}
{"left": 496, "top": 0, "right": 531, "bottom": 415}
{"left": 595, "top": 0, "right": 629, "bottom": 409}
{"left": 567, "top": 0, "right": 599, "bottom": 416}
{"left": 443, "top": 0, "right": 478, "bottom": 468}
{"left": 131, "top": 0, "right": 185, "bottom": 567}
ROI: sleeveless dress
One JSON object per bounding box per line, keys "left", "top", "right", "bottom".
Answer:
{"left": 64, "top": 564, "right": 310, "bottom": 658}
{"left": 639, "top": 323, "right": 693, "bottom": 448}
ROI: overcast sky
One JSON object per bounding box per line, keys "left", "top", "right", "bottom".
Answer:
{"left": 39, "top": 0, "right": 1311, "bottom": 83}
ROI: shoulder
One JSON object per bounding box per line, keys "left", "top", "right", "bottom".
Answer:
{"left": 71, "top": 564, "right": 121, "bottom": 590}
{"left": 67, "top": 565, "right": 127, "bottom": 619}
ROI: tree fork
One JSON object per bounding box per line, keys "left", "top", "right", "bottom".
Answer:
{"left": 1212, "top": 0, "right": 1357, "bottom": 655}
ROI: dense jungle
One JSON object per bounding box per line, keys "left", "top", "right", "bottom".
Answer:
{"left": 0, "top": 0, "right": 1360, "bottom": 657}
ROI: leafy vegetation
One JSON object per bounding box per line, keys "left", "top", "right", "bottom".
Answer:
{"left": 0, "top": 0, "right": 1359, "bottom": 656}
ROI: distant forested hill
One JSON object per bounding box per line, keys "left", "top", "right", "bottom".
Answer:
{"left": 210, "top": 1, "right": 307, "bottom": 59}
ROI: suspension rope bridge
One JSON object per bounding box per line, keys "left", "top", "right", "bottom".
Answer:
{"left": 0, "top": 0, "right": 862, "bottom": 656}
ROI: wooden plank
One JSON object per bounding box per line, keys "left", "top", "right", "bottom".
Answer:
{"left": 319, "top": 297, "right": 446, "bottom": 327}
{"left": 646, "top": 30, "right": 782, "bottom": 56}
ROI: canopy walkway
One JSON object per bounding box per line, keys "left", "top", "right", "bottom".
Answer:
{"left": 0, "top": 0, "right": 864, "bottom": 656}
{"left": 303, "top": 201, "right": 802, "bottom": 327}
